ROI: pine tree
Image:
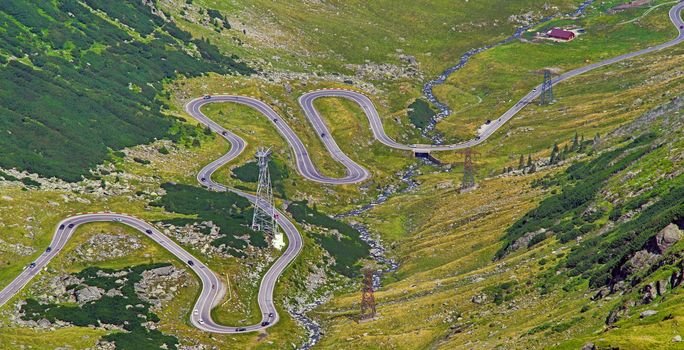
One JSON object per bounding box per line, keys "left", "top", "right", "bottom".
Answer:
{"left": 550, "top": 143, "right": 559, "bottom": 164}
{"left": 572, "top": 132, "right": 579, "bottom": 151}
{"left": 519, "top": 154, "right": 525, "bottom": 170}
{"left": 527, "top": 155, "right": 533, "bottom": 168}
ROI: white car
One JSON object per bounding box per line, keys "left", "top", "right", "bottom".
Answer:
{"left": 198, "top": 319, "right": 205, "bottom": 324}
{"left": 194, "top": 309, "right": 199, "bottom": 315}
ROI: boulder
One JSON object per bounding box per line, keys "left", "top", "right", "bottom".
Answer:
{"left": 581, "top": 342, "right": 596, "bottom": 350}
{"left": 642, "top": 283, "right": 656, "bottom": 304}
{"left": 640, "top": 309, "right": 657, "bottom": 318}
{"left": 471, "top": 294, "right": 487, "bottom": 305}
{"left": 650, "top": 223, "right": 683, "bottom": 253}
{"left": 75, "top": 286, "right": 104, "bottom": 303}
{"left": 674, "top": 335, "right": 682, "bottom": 342}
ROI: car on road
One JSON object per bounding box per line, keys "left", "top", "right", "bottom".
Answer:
{"left": 29, "top": 262, "right": 36, "bottom": 268}
{"left": 203, "top": 95, "right": 211, "bottom": 100}
{"left": 59, "top": 224, "right": 65, "bottom": 230}
{"left": 67, "top": 223, "right": 75, "bottom": 228}
{"left": 46, "top": 247, "right": 52, "bottom": 253}
{"left": 475, "top": 136, "right": 481, "bottom": 140}
{"left": 211, "top": 284, "right": 215, "bottom": 289}
{"left": 187, "top": 260, "right": 194, "bottom": 266}
{"left": 112, "top": 218, "right": 122, "bottom": 222}
{"left": 222, "top": 131, "right": 227, "bottom": 136}
{"left": 201, "top": 177, "right": 206, "bottom": 182}
{"left": 485, "top": 119, "right": 491, "bottom": 125}
{"left": 198, "top": 319, "right": 204, "bottom": 324}
{"left": 680, "top": 25, "right": 683, "bottom": 29}
{"left": 235, "top": 327, "right": 246, "bottom": 332}
{"left": 273, "top": 118, "right": 278, "bottom": 122}
{"left": 261, "top": 321, "right": 270, "bottom": 326}
{"left": 268, "top": 312, "right": 274, "bottom": 318}
{"left": 320, "top": 132, "right": 326, "bottom": 137}
{"left": 194, "top": 309, "right": 199, "bottom": 315}
{"left": 145, "top": 229, "right": 153, "bottom": 235}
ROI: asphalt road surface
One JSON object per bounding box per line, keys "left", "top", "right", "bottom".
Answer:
{"left": 0, "top": 2, "right": 681, "bottom": 335}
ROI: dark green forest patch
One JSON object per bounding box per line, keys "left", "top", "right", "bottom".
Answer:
{"left": 286, "top": 201, "right": 369, "bottom": 277}
{"left": 407, "top": 99, "right": 436, "bottom": 130}
{"left": 0, "top": 1, "right": 252, "bottom": 181}
{"left": 231, "top": 158, "right": 289, "bottom": 196}
{"left": 21, "top": 264, "right": 178, "bottom": 350}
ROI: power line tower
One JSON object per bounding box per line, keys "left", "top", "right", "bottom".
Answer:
{"left": 539, "top": 69, "right": 554, "bottom": 106}
{"left": 360, "top": 268, "right": 376, "bottom": 321}
{"left": 252, "top": 147, "right": 276, "bottom": 236}
{"left": 457, "top": 148, "right": 480, "bottom": 191}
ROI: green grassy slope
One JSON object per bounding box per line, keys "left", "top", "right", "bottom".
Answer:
{"left": 0, "top": 0, "right": 251, "bottom": 181}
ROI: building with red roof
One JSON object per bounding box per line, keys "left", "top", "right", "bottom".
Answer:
{"left": 548, "top": 28, "right": 576, "bottom": 41}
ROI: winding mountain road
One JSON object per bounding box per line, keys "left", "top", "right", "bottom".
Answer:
{"left": 0, "top": 2, "right": 681, "bottom": 335}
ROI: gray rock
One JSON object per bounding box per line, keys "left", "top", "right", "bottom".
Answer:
{"left": 75, "top": 286, "right": 104, "bottom": 303}
{"left": 674, "top": 335, "right": 682, "bottom": 342}
{"left": 581, "top": 342, "right": 596, "bottom": 350}
{"left": 640, "top": 309, "right": 657, "bottom": 318}
{"left": 471, "top": 294, "right": 487, "bottom": 304}
{"left": 653, "top": 223, "right": 682, "bottom": 253}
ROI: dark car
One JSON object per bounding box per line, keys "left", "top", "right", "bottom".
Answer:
{"left": 236, "top": 328, "right": 246, "bottom": 332}
{"left": 475, "top": 136, "right": 481, "bottom": 140}
{"left": 222, "top": 131, "right": 227, "bottom": 136}
{"left": 67, "top": 223, "right": 75, "bottom": 228}
{"left": 261, "top": 321, "right": 270, "bottom": 327}
{"left": 59, "top": 224, "right": 65, "bottom": 230}
{"left": 145, "top": 229, "right": 153, "bottom": 235}
{"left": 187, "top": 260, "right": 194, "bottom": 266}
{"left": 485, "top": 119, "right": 491, "bottom": 125}
{"left": 203, "top": 95, "right": 211, "bottom": 100}
{"left": 273, "top": 118, "right": 278, "bottom": 122}
{"left": 201, "top": 177, "right": 206, "bottom": 182}
{"left": 268, "top": 312, "right": 274, "bottom": 318}
{"left": 46, "top": 247, "right": 52, "bottom": 253}
{"left": 29, "top": 262, "right": 36, "bottom": 268}
{"left": 321, "top": 132, "right": 326, "bottom": 137}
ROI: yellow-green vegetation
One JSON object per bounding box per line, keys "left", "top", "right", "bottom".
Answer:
{"left": 434, "top": 0, "right": 679, "bottom": 141}
{"left": 2, "top": 0, "right": 683, "bottom": 348}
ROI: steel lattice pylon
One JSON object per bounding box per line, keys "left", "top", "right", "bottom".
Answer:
{"left": 539, "top": 69, "right": 554, "bottom": 106}
{"left": 457, "top": 147, "right": 480, "bottom": 190}
{"left": 252, "top": 147, "right": 276, "bottom": 236}
{"left": 360, "top": 268, "right": 376, "bottom": 320}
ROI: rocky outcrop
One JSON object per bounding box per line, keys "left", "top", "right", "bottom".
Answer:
{"left": 75, "top": 286, "right": 104, "bottom": 304}
{"left": 72, "top": 233, "right": 142, "bottom": 263}
{"left": 614, "top": 224, "right": 683, "bottom": 284}
{"left": 647, "top": 223, "right": 682, "bottom": 254}
{"left": 135, "top": 266, "right": 189, "bottom": 308}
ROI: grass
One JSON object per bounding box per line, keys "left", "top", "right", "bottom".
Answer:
{"left": 433, "top": 0, "right": 678, "bottom": 142}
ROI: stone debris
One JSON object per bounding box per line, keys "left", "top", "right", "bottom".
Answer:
{"left": 72, "top": 233, "right": 142, "bottom": 263}
{"left": 135, "top": 266, "right": 190, "bottom": 309}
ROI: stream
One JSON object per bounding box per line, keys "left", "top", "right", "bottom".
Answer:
{"left": 422, "top": 0, "right": 595, "bottom": 142}
{"left": 294, "top": 1, "right": 598, "bottom": 347}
